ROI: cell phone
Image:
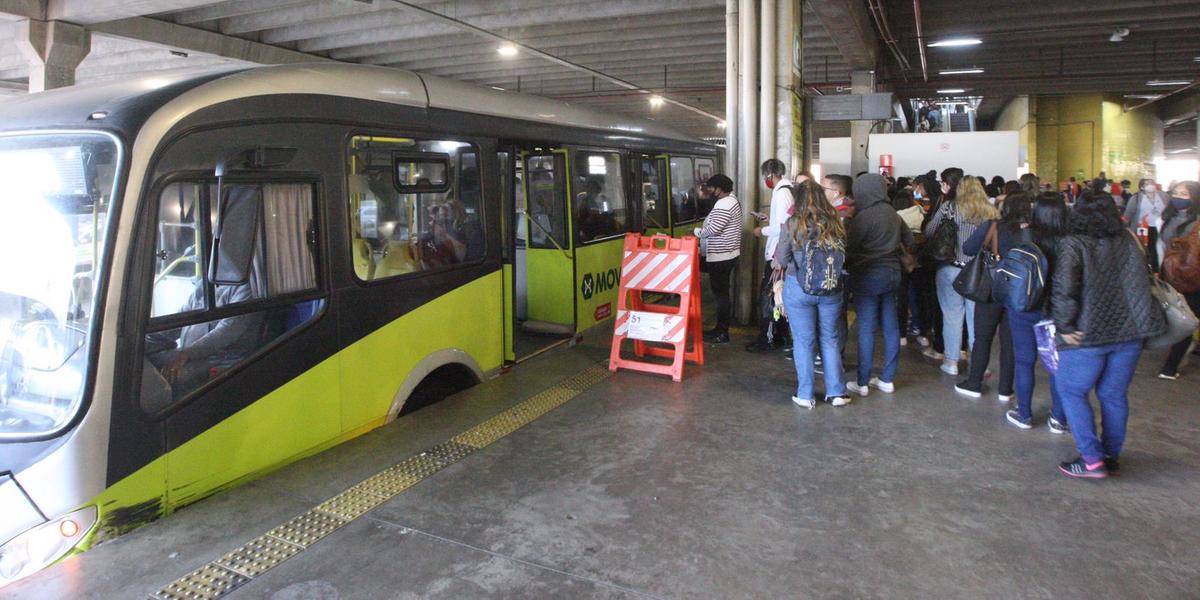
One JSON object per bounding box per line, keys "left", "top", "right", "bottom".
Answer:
{"left": 751, "top": 211, "right": 768, "bottom": 221}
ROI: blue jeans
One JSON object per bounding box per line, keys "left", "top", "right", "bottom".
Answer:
{"left": 936, "top": 265, "right": 975, "bottom": 360}
{"left": 1008, "top": 309, "right": 1064, "bottom": 422}
{"left": 1054, "top": 340, "right": 1142, "bottom": 463}
{"left": 783, "top": 275, "right": 846, "bottom": 400}
{"left": 851, "top": 268, "right": 901, "bottom": 385}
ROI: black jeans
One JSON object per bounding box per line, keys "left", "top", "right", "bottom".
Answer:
{"left": 964, "top": 300, "right": 1014, "bottom": 394}
{"left": 1161, "top": 291, "right": 1200, "bottom": 375}
{"left": 707, "top": 257, "right": 737, "bottom": 332}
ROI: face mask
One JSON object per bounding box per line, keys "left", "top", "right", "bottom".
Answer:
{"left": 1143, "top": 185, "right": 1156, "bottom": 194}
{"left": 1170, "top": 197, "right": 1191, "bottom": 210}
{"left": 913, "top": 191, "right": 923, "bottom": 200}
{"left": 764, "top": 177, "right": 776, "bottom": 189}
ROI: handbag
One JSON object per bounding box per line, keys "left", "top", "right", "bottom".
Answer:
{"left": 1146, "top": 275, "right": 1200, "bottom": 349}
{"left": 921, "top": 206, "right": 958, "bottom": 264}
{"left": 1034, "top": 319, "right": 1059, "bottom": 374}
{"left": 952, "top": 222, "right": 999, "bottom": 302}
{"left": 1161, "top": 220, "right": 1200, "bottom": 293}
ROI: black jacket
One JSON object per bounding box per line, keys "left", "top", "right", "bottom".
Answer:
{"left": 1051, "top": 233, "right": 1166, "bottom": 348}
{"left": 846, "top": 174, "right": 913, "bottom": 274}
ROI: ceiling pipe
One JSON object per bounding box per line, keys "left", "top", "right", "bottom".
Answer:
{"left": 866, "top": 0, "right": 911, "bottom": 75}
{"left": 1124, "top": 80, "right": 1200, "bottom": 113}
{"left": 913, "top": 0, "right": 929, "bottom": 82}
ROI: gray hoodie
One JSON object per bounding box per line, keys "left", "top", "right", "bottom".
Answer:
{"left": 846, "top": 173, "right": 913, "bottom": 274}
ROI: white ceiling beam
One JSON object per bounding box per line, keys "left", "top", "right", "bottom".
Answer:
{"left": 90, "top": 16, "right": 331, "bottom": 64}
{"left": 46, "top": 0, "right": 223, "bottom": 25}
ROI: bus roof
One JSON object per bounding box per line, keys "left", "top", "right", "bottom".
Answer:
{"left": 0, "top": 63, "right": 708, "bottom": 147}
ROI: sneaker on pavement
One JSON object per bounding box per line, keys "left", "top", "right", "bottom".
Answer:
{"left": 1058, "top": 457, "right": 1108, "bottom": 479}
{"left": 822, "top": 395, "right": 852, "bottom": 407}
{"left": 1005, "top": 409, "right": 1033, "bottom": 430}
{"left": 998, "top": 392, "right": 1014, "bottom": 403}
{"left": 792, "top": 396, "right": 815, "bottom": 410}
{"left": 1047, "top": 416, "right": 1069, "bottom": 435}
{"left": 869, "top": 377, "right": 894, "bottom": 393}
{"left": 939, "top": 361, "right": 959, "bottom": 376}
{"left": 1157, "top": 372, "right": 1179, "bottom": 380}
{"left": 954, "top": 381, "right": 982, "bottom": 398}
{"left": 846, "top": 382, "right": 869, "bottom": 397}
{"left": 922, "top": 347, "right": 944, "bottom": 360}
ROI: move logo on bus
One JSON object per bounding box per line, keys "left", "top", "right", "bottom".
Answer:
{"left": 581, "top": 267, "right": 620, "bottom": 300}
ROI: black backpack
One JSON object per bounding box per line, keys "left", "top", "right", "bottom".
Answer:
{"left": 921, "top": 204, "right": 958, "bottom": 263}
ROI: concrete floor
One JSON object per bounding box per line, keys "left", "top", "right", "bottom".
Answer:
{"left": 5, "top": 326, "right": 1200, "bottom": 599}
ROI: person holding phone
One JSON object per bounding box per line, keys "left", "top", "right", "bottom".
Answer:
{"left": 748, "top": 159, "right": 794, "bottom": 353}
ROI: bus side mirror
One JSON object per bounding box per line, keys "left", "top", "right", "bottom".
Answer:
{"left": 209, "top": 184, "right": 260, "bottom": 286}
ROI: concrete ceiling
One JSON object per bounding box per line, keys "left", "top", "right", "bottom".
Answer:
{"left": 875, "top": 0, "right": 1200, "bottom": 98}
{"left": 0, "top": 0, "right": 853, "bottom": 140}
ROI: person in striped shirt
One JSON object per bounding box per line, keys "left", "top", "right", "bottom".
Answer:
{"left": 694, "top": 174, "right": 741, "bottom": 344}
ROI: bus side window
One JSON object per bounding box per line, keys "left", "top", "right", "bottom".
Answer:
{"left": 670, "top": 156, "right": 697, "bottom": 224}
{"left": 141, "top": 180, "right": 322, "bottom": 414}
{"left": 571, "top": 151, "right": 628, "bottom": 243}
{"left": 346, "top": 136, "right": 485, "bottom": 281}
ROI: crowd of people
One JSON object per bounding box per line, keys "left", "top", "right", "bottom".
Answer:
{"left": 693, "top": 161, "right": 1200, "bottom": 480}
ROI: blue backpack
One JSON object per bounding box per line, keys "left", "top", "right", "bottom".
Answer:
{"left": 794, "top": 240, "right": 845, "bottom": 296}
{"left": 992, "top": 238, "right": 1048, "bottom": 312}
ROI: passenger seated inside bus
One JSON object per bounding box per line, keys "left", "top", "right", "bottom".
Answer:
{"left": 144, "top": 281, "right": 263, "bottom": 398}
{"left": 575, "top": 178, "right": 617, "bottom": 242}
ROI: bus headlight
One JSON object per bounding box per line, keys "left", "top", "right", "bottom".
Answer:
{"left": 0, "top": 506, "right": 96, "bottom": 587}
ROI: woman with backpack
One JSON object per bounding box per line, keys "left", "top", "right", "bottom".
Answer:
{"left": 845, "top": 174, "right": 914, "bottom": 398}
{"left": 775, "top": 180, "right": 852, "bottom": 409}
{"left": 1052, "top": 195, "right": 1166, "bottom": 478}
{"left": 1157, "top": 180, "right": 1200, "bottom": 380}
{"left": 953, "top": 194, "right": 1024, "bottom": 406}
{"left": 922, "top": 174, "right": 999, "bottom": 376}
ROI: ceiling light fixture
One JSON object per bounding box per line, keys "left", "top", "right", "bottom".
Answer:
{"left": 928, "top": 38, "right": 981, "bottom": 48}
{"left": 1109, "top": 27, "right": 1130, "bottom": 42}
{"left": 497, "top": 44, "right": 518, "bottom": 57}
{"left": 939, "top": 68, "right": 984, "bottom": 75}
{"left": 1146, "top": 80, "right": 1190, "bottom": 87}
{"left": 648, "top": 95, "right": 665, "bottom": 108}
{"left": 937, "top": 88, "right": 966, "bottom": 94}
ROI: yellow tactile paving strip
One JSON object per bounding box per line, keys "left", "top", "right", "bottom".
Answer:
{"left": 149, "top": 364, "right": 611, "bottom": 600}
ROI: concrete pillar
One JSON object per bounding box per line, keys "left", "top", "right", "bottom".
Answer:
{"left": 724, "top": 0, "right": 738, "bottom": 178}
{"left": 15, "top": 20, "right": 91, "bottom": 93}
{"left": 775, "top": 0, "right": 803, "bottom": 175}
{"left": 758, "top": 0, "right": 776, "bottom": 191}
{"left": 733, "top": 0, "right": 758, "bottom": 324}
{"left": 849, "top": 70, "right": 875, "bottom": 177}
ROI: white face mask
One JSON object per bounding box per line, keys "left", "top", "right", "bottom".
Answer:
{"left": 1143, "top": 185, "right": 1156, "bottom": 194}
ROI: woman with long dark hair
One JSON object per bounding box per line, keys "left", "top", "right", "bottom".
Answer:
{"left": 775, "top": 180, "right": 851, "bottom": 409}
{"left": 1052, "top": 195, "right": 1166, "bottom": 478}
{"left": 1004, "top": 193, "right": 1070, "bottom": 431}
{"left": 1157, "top": 180, "right": 1200, "bottom": 379}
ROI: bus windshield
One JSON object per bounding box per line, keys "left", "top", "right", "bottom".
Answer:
{"left": 0, "top": 133, "right": 119, "bottom": 440}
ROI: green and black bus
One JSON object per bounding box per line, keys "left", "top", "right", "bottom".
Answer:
{"left": 0, "top": 63, "right": 717, "bottom": 585}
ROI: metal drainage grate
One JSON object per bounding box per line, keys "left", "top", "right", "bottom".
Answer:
{"left": 151, "top": 564, "right": 249, "bottom": 600}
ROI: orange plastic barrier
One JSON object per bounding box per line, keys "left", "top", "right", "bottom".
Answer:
{"left": 608, "top": 233, "right": 704, "bottom": 382}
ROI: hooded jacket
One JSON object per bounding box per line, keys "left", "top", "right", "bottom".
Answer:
{"left": 846, "top": 173, "right": 913, "bottom": 274}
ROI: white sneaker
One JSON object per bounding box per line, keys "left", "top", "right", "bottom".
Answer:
{"left": 869, "top": 377, "right": 894, "bottom": 393}
{"left": 846, "top": 382, "right": 870, "bottom": 397}
{"left": 922, "top": 347, "right": 944, "bottom": 360}
{"left": 792, "top": 396, "right": 815, "bottom": 410}
{"left": 940, "top": 361, "right": 959, "bottom": 376}
{"left": 998, "top": 393, "right": 1013, "bottom": 403}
